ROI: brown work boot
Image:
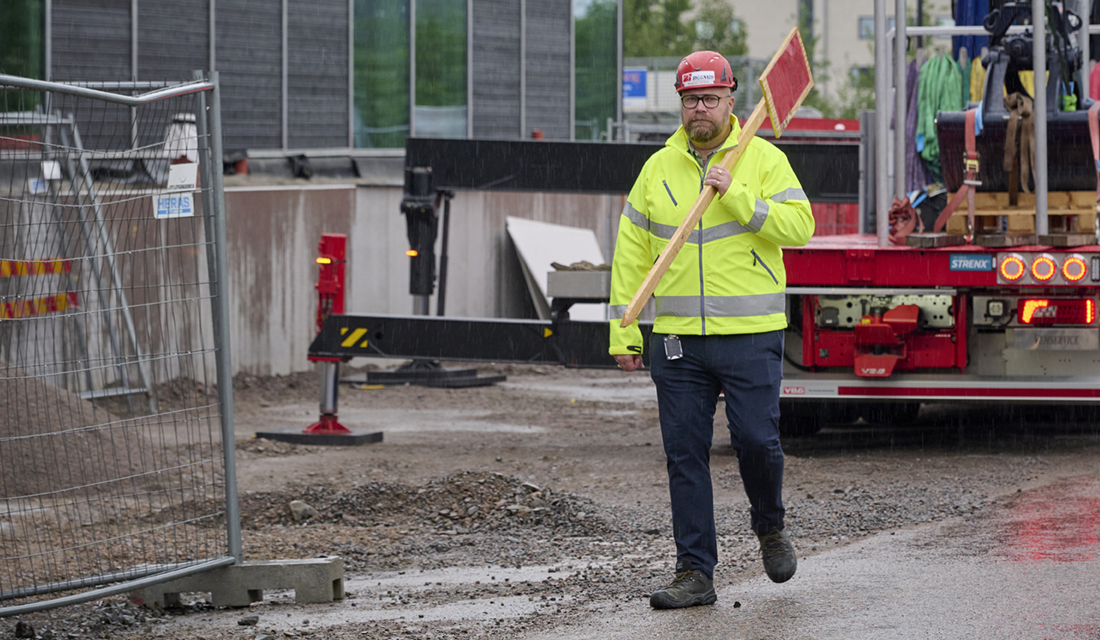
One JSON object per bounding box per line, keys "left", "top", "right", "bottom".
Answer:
{"left": 758, "top": 528, "right": 797, "bottom": 583}
{"left": 649, "top": 569, "right": 717, "bottom": 609}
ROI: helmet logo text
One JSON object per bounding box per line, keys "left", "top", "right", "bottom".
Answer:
{"left": 681, "top": 71, "right": 715, "bottom": 87}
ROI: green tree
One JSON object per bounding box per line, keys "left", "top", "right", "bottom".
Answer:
{"left": 796, "top": 7, "right": 833, "bottom": 116}
{"left": 624, "top": 0, "right": 748, "bottom": 64}
{"left": 624, "top": 0, "right": 694, "bottom": 58}
{"left": 691, "top": 0, "right": 747, "bottom": 56}
{"left": 832, "top": 65, "right": 876, "bottom": 119}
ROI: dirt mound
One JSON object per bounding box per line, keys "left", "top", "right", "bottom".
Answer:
{"left": 0, "top": 359, "right": 159, "bottom": 499}
{"left": 239, "top": 471, "right": 611, "bottom": 537}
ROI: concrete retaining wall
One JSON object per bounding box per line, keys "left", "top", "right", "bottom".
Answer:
{"left": 224, "top": 183, "right": 621, "bottom": 376}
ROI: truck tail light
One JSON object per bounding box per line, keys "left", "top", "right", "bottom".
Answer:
{"left": 1000, "top": 255, "right": 1026, "bottom": 281}
{"left": 1063, "top": 256, "right": 1088, "bottom": 282}
{"left": 1030, "top": 256, "right": 1057, "bottom": 281}
{"left": 1018, "top": 298, "right": 1096, "bottom": 325}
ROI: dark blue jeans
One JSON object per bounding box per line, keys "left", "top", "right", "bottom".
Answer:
{"left": 649, "top": 330, "right": 786, "bottom": 579}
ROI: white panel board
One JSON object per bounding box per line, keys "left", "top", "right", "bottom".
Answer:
{"left": 505, "top": 216, "right": 607, "bottom": 321}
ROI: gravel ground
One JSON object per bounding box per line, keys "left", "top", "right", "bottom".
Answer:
{"left": 4, "top": 363, "right": 1099, "bottom": 639}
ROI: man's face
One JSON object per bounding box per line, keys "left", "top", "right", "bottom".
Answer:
{"left": 680, "top": 87, "right": 734, "bottom": 146}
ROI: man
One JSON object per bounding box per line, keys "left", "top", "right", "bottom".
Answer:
{"left": 609, "top": 51, "right": 814, "bottom": 610}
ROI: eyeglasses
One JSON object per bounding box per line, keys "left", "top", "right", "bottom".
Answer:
{"left": 680, "top": 94, "right": 728, "bottom": 109}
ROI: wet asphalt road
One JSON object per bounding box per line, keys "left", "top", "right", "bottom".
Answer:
{"left": 520, "top": 458, "right": 1100, "bottom": 640}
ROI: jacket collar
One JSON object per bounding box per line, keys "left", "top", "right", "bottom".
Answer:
{"left": 667, "top": 114, "right": 743, "bottom": 159}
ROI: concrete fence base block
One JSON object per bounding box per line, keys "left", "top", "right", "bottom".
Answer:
{"left": 130, "top": 557, "right": 344, "bottom": 608}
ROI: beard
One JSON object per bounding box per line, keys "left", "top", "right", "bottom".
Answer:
{"left": 685, "top": 117, "right": 723, "bottom": 145}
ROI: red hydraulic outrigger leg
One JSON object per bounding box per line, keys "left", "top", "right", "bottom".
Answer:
{"left": 258, "top": 233, "right": 381, "bottom": 445}
{"left": 314, "top": 233, "right": 347, "bottom": 334}
{"left": 305, "top": 233, "right": 352, "bottom": 435}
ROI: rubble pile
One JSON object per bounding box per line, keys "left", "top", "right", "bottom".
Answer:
{"left": 240, "top": 471, "right": 611, "bottom": 538}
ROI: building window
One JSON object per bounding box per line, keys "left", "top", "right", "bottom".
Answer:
{"left": 0, "top": 0, "right": 45, "bottom": 112}
{"left": 353, "top": 0, "right": 468, "bottom": 148}
{"left": 858, "top": 16, "right": 895, "bottom": 40}
{"left": 414, "top": 0, "right": 468, "bottom": 139}
{"left": 354, "top": 0, "right": 410, "bottom": 148}
{"left": 575, "top": 0, "right": 617, "bottom": 140}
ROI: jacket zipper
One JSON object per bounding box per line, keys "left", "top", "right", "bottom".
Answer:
{"left": 688, "top": 143, "right": 735, "bottom": 335}
{"left": 699, "top": 218, "right": 706, "bottom": 335}
{"left": 751, "top": 248, "right": 779, "bottom": 285}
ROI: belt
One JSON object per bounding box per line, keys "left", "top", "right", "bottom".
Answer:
{"left": 933, "top": 108, "right": 980, "bottom": 240}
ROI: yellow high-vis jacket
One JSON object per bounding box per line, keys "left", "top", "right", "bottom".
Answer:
{"left": 609, "top": 116, "right": 815, "bottom": 356}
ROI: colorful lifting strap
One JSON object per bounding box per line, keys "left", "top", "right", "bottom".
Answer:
{"left": 933, "top": 108, "right": 980, "bottom": 240}
{"left": 1089, "top": 102, "right": 1100, "bottom": 243}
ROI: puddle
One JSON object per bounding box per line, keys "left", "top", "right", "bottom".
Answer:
{"left": 1004, "top": 480, "right": 1100, "bottom": 563}
{"left": 158, "top": 563, "right": 590, "bottom": 633}
{"left": 254, "top": 407, "right": 545, "bottom": 434}
{"left": 238, "top": 377, "right": 655, "bottom": 437}
{"left": 501, "top": 377, "right": 657, "bottom": 404}
{"left": 350, "top": 563, "right": 579, "bottom": 589}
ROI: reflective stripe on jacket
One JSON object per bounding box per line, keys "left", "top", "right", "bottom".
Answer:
{"left": 609, "top": 116, "right": 814, "bottom": 356}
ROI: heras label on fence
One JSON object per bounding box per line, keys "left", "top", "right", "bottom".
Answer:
{"left": 154, "top": 163, "right": 198, "bottom": 218}
{"left": 154, "top": 193, "right": 195, "bottom": 218}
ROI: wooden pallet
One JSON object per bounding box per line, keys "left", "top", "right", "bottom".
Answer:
{"left": 945, "top": 191, "right": 1098, "bottom": 246}
{"left": 905, "top": 232, "right": 968, "bottom": 248}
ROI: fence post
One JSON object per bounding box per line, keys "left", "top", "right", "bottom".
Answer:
{"left": 208, "top": 71, "right": 242, "bottom": 563}
{"left": 194, "top": 70, "right": 241, "bottom": 562}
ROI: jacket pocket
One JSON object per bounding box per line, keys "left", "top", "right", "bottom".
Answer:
{"left": 662, "top": 180, "right": 678, "bottom": 206}
{"left": 750, "top": 248, "right": 779, "bottom": 285}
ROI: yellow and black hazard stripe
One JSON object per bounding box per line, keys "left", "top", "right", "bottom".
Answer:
{"left": 339, "top": 326, "right": 370, "bottom": 349}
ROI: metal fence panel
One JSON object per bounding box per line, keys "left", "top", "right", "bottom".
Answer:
{"left": 0, "top": 73, "right": 238, "bottom": 615}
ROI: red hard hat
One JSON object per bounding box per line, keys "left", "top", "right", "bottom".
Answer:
{"left": 674, "top": 51, "right": 738, "bottom": 93}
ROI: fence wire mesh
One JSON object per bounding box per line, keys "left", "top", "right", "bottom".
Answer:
{"left": 0, "top": 76, "right": 235, "bottom": 613}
